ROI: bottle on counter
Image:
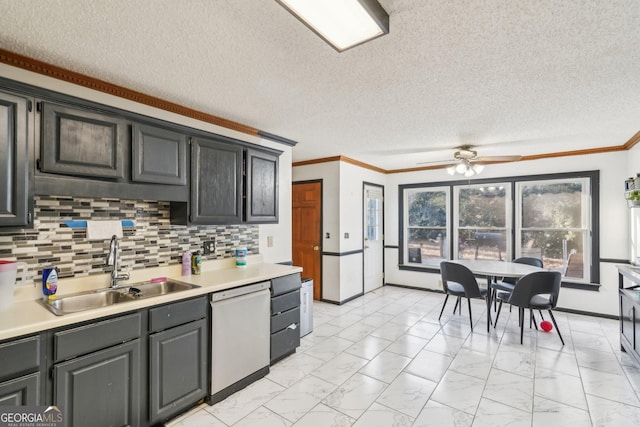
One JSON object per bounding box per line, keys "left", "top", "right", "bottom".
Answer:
{"left": 42, "top": 266, "right": 58, "bottom": 299}
{"left": 235, "top": 247, "right": 247, "bottom": 268}
{"left": 191, "top": 251, "right": 202, "bottom": 275}
{"left": 182, "top": 251, "right": 191, "bottom": 276}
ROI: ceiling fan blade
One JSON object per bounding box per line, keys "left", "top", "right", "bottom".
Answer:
{"left": 415, "top": 159, "right": 459, "bottom": 166}
{"left": 475, "top": 155, "right": 522, "bottom": 163}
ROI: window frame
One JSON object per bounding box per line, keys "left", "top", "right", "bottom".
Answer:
{"left": 453, "top": 182, "right": 512, "bottom": 262}
{"left": 398, "top": 170, "right": 600, "bottom": 288}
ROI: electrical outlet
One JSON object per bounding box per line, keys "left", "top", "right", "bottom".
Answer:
{"left": 203, "top": 239, "right": 215, "bottom": 255}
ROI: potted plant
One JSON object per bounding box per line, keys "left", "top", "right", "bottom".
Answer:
{"left": 627, "top": 190, "right": 640, "bottom": 207}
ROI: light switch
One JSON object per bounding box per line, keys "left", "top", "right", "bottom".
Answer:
{"left": 344, "top": 232, "right": 349, "bottom": 239}
{"left": 267, "top": 236, "right": 273, "bottom": 247}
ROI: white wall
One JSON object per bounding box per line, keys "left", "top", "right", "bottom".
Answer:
{"left": 293, "top": 160, "right": 385, "bottom": 302}
{"left": 1, "top": 63, "right": 294, "bottom": 265}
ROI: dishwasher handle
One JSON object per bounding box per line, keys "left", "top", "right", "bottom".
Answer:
{"left": 211, "top": 281, "right": 270, "bottom": 302}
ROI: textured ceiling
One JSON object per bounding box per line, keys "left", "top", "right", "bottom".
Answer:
{"left": 1, "top": 0, "right": 639, "bottom": 170}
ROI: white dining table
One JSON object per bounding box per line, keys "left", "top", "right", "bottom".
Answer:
{"left": 448, "top": 259, "right": 545, "bottom": 331}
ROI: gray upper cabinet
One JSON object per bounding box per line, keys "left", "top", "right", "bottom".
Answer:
{"left": 0, "top": 91, "right": 31, "bottom": 228}
{"left": 190, "top": 137, "right": 243, "bottom": 224}
{"left": 246, "top": 148, "right": 279, "bottom": 223}
{"left": 132, "top": 122, "right": 187, "bottom": 185}
{"left": 39, "top": 101, "right": 127, "bottom": 179}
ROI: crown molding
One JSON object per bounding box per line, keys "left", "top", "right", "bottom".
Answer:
{"left": 295, "top": 131, "right": 640, "bottom": 175}
{"left": 0, "top": 48, "right": 296, "bottom": 146}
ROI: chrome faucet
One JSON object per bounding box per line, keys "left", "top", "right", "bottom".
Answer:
{"left": 106, "top": 235, "right": 129, "bottom": 288}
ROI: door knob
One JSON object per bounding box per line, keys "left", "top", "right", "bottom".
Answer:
{"left": 365, "top": 245, "right": 369, "bottom": 249}
{"left": 313, "top": 246, "right": 320, "bottom": 251}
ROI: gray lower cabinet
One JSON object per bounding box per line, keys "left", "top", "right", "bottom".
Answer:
{"left": 189, "top": 137, "right": 243, "bottom": 224}
{"left": 0, "top": 373, "right": 40, "bottom": 406}
{"left": 148, "top": 297, "right": 207, "bottom": 425}
{"left": 620, "top": 288, "right": 640, "bottom": 366}
{"left": 246, "top": 148, "right": 279, "bottom": 223}
{"left": 0, "top": 90, "right": 31, "bottom": 228}
{"left": 52, "top": 313, "right": 142, "bottom": 427}
{"left": 53, "top": 340, "right": 141, "bottom": 427}
{"left": 0, "top": 335, "right": 43, "bottom": 405}
{"left": 132, "top": 122, "right": 188, "bottom": 186}
{"left": 39, "top": 101, "right": 128, "bottom": 179}
{"left": 149, "top": 319, "right": 207, "bottom": 424}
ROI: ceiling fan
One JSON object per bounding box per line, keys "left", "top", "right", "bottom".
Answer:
{"left": 417, "top": 145, "right": 522, "bottom": 177}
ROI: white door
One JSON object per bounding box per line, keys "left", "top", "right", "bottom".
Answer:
{"left": 364, "top": 184, "right": 384, "bottom": 293}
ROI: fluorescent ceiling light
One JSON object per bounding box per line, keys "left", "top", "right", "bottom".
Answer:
{"left": 277, "top": 0, "right": 389, "bottom": 52}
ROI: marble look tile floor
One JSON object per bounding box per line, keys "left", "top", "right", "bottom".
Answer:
{"left": 167, "top": 286, "right": 640, "bottom": 426}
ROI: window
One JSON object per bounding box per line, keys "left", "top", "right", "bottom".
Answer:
{"left": 516, "top": 178, "right": 591, "bottom": 281}
{"left": 454, "top": 184, "right": 511, "bottom": 261}
{"left": 404, "top": 187, "right": 449, "bottom": 266}
{"left": 399, "top": 171, "right": 598, "bottom": 284}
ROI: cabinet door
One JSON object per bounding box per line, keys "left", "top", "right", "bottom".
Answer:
{"left": 131, "top": 122, "right": 187, "bottom": 185}
{"left": 0, "top": 91, "right": 30, "bottom": 227}
{"left": 149, "top": 319, "right": 207, "bottom": 424}
{"left": 40, "top": 102, "right": 127, "bottom": 179}
{"left": 0, "top": 373, "right": 40, "bottom": 406}
{"left": 246, "top": 148, "right": 279, "bottom": 223}
{"left": 190, "top": 137, "right": 243, "bottom": 224}
{"left": 53, "top": 340, "right": 140, "bottom": 427}
{"left": 621, "top": 292, "right": 635, "bottom": 351}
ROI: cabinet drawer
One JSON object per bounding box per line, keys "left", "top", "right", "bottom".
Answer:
{"left": 149, "top": 297, "right": 207, "bottom": 333}
{"left": 54, "top": 313, "right": 142, "bottom": 362}
{"left": 0, "top": 336, "right": 40, "bottom": 380}
{"left": 271, "top": 290, "right": 300, "bottom": 315}
{"left": 270, "top": 325, "right": 300, "bottom": 363}
{"left": 271, "top": 306, "right": 300, "bottom": 334}
{"left": 271, "top": 273, "right": 301, "bottom": 297}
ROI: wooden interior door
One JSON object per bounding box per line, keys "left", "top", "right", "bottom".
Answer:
{"left": 292, "top": 181, "right": 322, "bottom": 300}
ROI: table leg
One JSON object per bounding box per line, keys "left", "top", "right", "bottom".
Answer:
{"left": 486, "top": 275, "right": 493, "bottom": 332}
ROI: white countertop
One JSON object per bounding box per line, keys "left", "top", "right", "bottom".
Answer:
{"left": 0, "top": 259, "right": 302, "bottom": 341}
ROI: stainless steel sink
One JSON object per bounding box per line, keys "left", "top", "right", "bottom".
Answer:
{"left": 38, "top": 280, "right": 200, "bottom": 316}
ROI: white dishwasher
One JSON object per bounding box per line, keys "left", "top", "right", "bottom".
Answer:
{"left": 209, "top": 281, "right": 270, "bottom": 402}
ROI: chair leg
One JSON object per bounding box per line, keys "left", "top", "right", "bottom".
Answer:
{"left": 531, "top": 310, "right": 538, "bottom": 330}
{"left": 453, "top": 297, "right": 459, "bottom": 315}
{"left": 467, "top": 298, "right": 473, "bottom": 330}
{"left": 548, "top": 310, "right": 565, "bottom": 346}
{"left": 438, "top": 294, "right": 449, "bottom": 320}
{"left": 519, "top": 308, "right": 525, "bottom": 344}
{"left": 459, "top": 297, "right": 462, "bottom": 314}
{"left": 494, "top": 300, "right": 503, "bottom": 329}
{"left": 539, "top": 310, "right": 545, "bottom": 320}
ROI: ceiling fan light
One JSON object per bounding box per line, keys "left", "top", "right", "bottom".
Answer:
{"left": 472, "top": 164, "right": 484, "bottom": 174}
{"left": 446, "top": 165, "right": 456, "bottom": 175}
{"left": 464, "top": 168, "right": 475, "bottom": 177}
{"left": 455, "top": 163, "right": 467, "bottom": 174}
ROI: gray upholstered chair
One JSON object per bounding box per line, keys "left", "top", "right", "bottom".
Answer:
{"left": 494, "top": 270, "right": 564, "bottom": 345}
{"left": 439, "top": 261, "right": 489, "bottom": 330}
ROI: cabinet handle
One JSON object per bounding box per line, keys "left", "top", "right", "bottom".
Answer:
{"left": 287, "top": 323, "right": 297, "bottom": 330}
{"left": 313, "top": 246, "right": 319, "bottom": 251}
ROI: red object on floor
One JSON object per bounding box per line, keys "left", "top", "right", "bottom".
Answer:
{"left": 540, "top": 320, "right": 553, "bottom": 332}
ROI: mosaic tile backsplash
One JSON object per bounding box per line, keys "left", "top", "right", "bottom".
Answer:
{"left": 0, "top": 196, "right": 259, "bottom": 285}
